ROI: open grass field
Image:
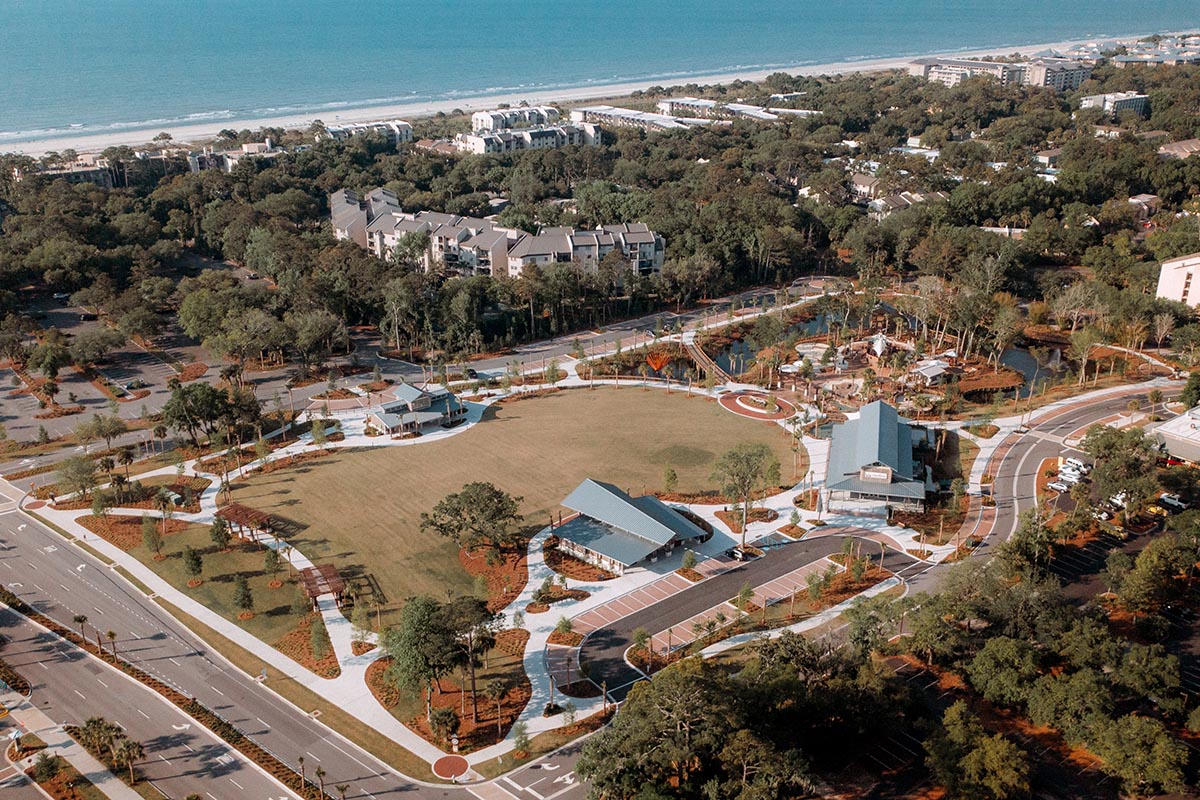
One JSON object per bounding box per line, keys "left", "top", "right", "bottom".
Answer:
{"left": 233, "top": 387, "right": 799, "bottom": 625}
{"left": 130, "top": 523, "right": 310, "bottom": 653}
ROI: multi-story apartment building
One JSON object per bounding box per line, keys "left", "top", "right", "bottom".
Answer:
{"left": 11, "top": 156, "right": 116, "bottom": 188}
{"left": 1156, "top": 252, "right": 1200, "bottom": 307}
{"left": 471, "top": 106, "right": 559, "bottom": 132}
{"left": 331, "top": 189, "right": 666, "bottom": 277}
{"left": 908, "top": 57, "right": 1090, "bottom": 90}
{"left": 570, "top": 105, "right": 709, "bottom": 132}
{"left": 318, "top": 120, "right": 413, "bottom": 147}
{"left": 655, "top": 97, "right": 780, "bottom": 122}
{"left": 1024, "top": 58, "right": 1092, "bottom": 90}
{"left": 907, "top": 58, "right": 1025, "bottom": 87}
{"left": 452, "top": 123, "right": 600, "bottom": 155}
{"left": 1079, "top": 91, "right": 1149, "bottom": 116}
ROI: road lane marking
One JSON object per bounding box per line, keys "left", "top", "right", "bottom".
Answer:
{"left": 229, "top": 778, "right": 243, "bottom": 789}
{"left": 73, "top": 690, "right": 85, "bottom": 699}
{"left": 138, "top": 709, "right": 150, "bottom": 719}
{"left": 210, "top": 687, "right": 223, "bottom": 696}
{"left": 305, "top": 751, "right": 320, "bottom": 761}
{"left": 96, "top": 679, "right": 108, "bottom": 688}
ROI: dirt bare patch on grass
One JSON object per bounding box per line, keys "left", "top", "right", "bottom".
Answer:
{"left": 543, "top": 536, "right": 618, "bottom": 582}
{"left": 459, "top": 543, "right": 529, "bottom": 613}
{"left": 273, "top": 615, "right": 341, "bottom": 679}
{"left": 715, "top": 507, "right": 779, "bottom": 533}
{"left": 78, "top": 514, "right": 190, "bottom": 550}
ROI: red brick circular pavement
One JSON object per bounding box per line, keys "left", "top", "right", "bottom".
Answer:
{"left": 718, "top": 390, "right": 796, "bottom": 421}
{"left": 25, "top": 500, "right": 46, "bottom": 509}
{"left": 433, "top": 755, "right": 469, "bottom": 780}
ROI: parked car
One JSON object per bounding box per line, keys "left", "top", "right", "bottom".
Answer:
{"left": 1057, "top": 472, "right": 1082, "bottom": 485}
{"left": 1146, "top": 504, "right": 1170, "bottom": 518}
{"left": 52, "top": 292, "right": 70, "bottom": 301}
{"left": 1092, "top": 509, "right": 1113, "bottom": 521}
{"left": 1063, "top": 457, "right": 1091, "bottom": 473}
{"left": 726, "top": 547, "right": 746, "bottom": 561}
{"left": 1159, "top": 493, "right": 1189, "bottom": 512}
{"left": 1157, "top": 456, "right": 1186, "bottom": 467}
{"left": 123, "top": 379, "right": 147, "bottom": 390}
{"left": 1109, "top": 492, "right": 1129, "bottom": 509}
{"left": 1047, "top": 481, "right": 1070, "bottom": 493}
{"left": 79, "top": 312, "right": 98, "bottom": 321}
{"left": 246, "top": 272, "right": 260, "bottom": 280}
{"left": 465, "top": 368, "right": 479, "bottom": 379}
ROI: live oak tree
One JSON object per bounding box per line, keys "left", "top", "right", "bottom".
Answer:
{"left": 420, "top": 482, "right": 524, "bottom": 554}
{"left": 710, "top": 442, "right": 781, "bottom": 551}
{"left": 384, "top": 595, "right": 458, "bottom": 721}
{"left": 924, "top": 701, "right": 1030, "bottom": 800}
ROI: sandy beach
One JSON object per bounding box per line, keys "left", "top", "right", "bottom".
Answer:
{"left": 0, "top": 34, "right": 1162, "bottom": 157}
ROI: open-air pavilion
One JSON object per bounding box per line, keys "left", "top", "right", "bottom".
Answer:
{"left": 216, "top": 503, "right": 275, "bottom": 541}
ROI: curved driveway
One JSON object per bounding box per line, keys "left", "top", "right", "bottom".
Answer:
{"left": 581, "top": 533, "right": 922, "bottom": 700}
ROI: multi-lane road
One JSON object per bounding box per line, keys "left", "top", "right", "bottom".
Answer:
{"left": 0, "top": 380, "right": 1178, "bottom": 799}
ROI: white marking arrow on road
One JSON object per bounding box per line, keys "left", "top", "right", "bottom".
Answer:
{"left": 171, "top": 723, "right": 191, "bottom": 731}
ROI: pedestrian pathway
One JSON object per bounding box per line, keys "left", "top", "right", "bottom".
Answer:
{"left": 1, "top": 689, "right": 141, "bottom": 800}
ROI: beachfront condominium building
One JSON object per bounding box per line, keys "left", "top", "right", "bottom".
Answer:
{"left": 655, "top": 97, "right": 781, "bottom": 122}
{"left": 11, "top": 155, "right": 116, "bottom": 189}
{"left": 330, "top": 188, "right": 665, "bottom": 277}
{"left": 908, "top": 57, "right": 1090, "bottom": 91}
{"left": 1024, "top": 58, "right": 1092, "bottom": 91}
{"left": 471, "top": 106, "right": 560, "bottom": 132}
{"left": 1156, "top": 252, "right": 1200, "bottom": 308}
{"left": 1079, "top": 91, "right": 1149, "bottom": 116}
{"left": 907, "top": 58, "right": 1025, "bottom": 87}
{"left": 570, "top": 105, "right": 712, "bottom": 132}
{"left": 318, "top": 120, "right": 413, "bottom": 147}
{"left": 452, "top": 123, "right": 600, "bottom": 155}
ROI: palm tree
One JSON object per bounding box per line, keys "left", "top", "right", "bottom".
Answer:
{"left": 1149, "top": 388, "right": 1163, "bottom": 419}
{"left": 316, "top": 766, "right": 326, "bottom": 797}
{"left": 113, "top": 738, "right": 144, "bottom": 785}
{"left": 484, "top": 679, "right": 508, "bottom": 739}
{"left": 98, "top": 456, "right": 115, "bottom": 478}
{"left": 117, "top": 445, "right": 135, "bottom": 478}
{"left": 105, "top": 630, "right": 117, "bottom": 657}
{"left": 111, "top": 474, "right": 128, "bottom": 505}
{"left": 79, "top": 717, "right": 115, "bottom": 756}
{"left": 154, "top": 487, "right": 174, "bottom": 534}
{"left": 73, "top": 614, "right": 88, "bottom": 640}
{"left": 335, "top": 786, "right": 349, "bottom": 800}
{"left": 298, "top": 756, "right": 306, "bottom": 788}
{"left": 153, "top": 424, "right": 168, "bottom": 454}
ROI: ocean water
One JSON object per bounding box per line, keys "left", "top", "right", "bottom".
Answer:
{"left": 1, "top": 0, "right": 1199, "bottom": 143}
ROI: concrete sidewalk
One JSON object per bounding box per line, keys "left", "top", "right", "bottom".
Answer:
{"left": 2, "top": 690, "right": 141, "bottom": 800}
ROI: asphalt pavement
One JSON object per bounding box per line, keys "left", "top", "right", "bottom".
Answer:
{"left": 0, "top": 608, "right": 287, "bottom": 799}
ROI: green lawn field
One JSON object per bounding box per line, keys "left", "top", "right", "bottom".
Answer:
{"left": 233, "top": 387, "right": 801, "bottom": 625}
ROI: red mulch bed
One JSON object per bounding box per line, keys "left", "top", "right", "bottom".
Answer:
{"left": 543, "top": 536, "right": 618, "bottom": 582}
{"left": 351, "top": 641, "right": 377, "bottom": 656}
{"left": 494, "top": 387, "right": 560, "bottom": 405}
{"left": 459, "top": 544, "right": 529, "bottom": 613}
{"left": 273, "top": 615, "right": 340, "bottom": 679}
{"left": 547, "top": 630, "right": 584, "bottom": 647}
{"left": 55, "top": 476, "right": 211, "bottom": 514}
{"left": 34, "top": 404, "right": 85, "bottom": 419}
{"left": 367, "top": 655, "right": 533, "bottom": 753}
{"left": 658, "top": 485, "right": 789, "bottom": 505}
{"left": 359, "top": 380, "right": 393, "bottom": 393}
{"left": 495, "top": 628, "right": 530, "bottom": 658}
{"left": 715, "top": 507, "right": 779, "bottom": 533}
{"left": 178, "top": 362, "right": 209, "bottom": 382}
{"left": 76, "top": 514, "right": 190, "bottom": 550}
{"left": 526, "top": 586, "right": 589, "bottom": 614}
{"left": 312, "top": 388, "right": 359, "bottom": 400}
{"left": 676, "top": 568, "right": 705, "bottom": 583}
{"left": 777, "top": 524, "right": 805, "bottom": 538}
{"left": 559, "top": 680, "right": 603, "bottom": 699}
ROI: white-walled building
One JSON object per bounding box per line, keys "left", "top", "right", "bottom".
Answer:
{"left": 908, "top": 56, "right": 1090, "bottom": 90}
{"left": 1155, "top": 252, "right": 1200, "bottom": 307}
{"left": 187, "top": 139, "right": 282, "bottom": 173}
{"left": 471, "top": 106, "right": 560, "bottom": 132}
{"left": 1079, "top": 92, "right": 1149, "bottom": 116}
{"left": 452, "top": 123, "right": 599, "bottom": 155}
{"left": 318, "top": 120, "right": 413, "bottom": 147}
{"left": 331, "top": 189, "right": 665, "bottom": 277}
{"left": 570, "top": 105, "right": 712, "bottom": 132}
{"left": 655, "top": 97, "right": 780, "bottom": 122}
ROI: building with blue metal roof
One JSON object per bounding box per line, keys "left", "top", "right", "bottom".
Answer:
{"left": 824, "top": 401, "right": 931, "bottom": 512}
{"left": 553, "top": 479, "right": 709, "bottom": 575}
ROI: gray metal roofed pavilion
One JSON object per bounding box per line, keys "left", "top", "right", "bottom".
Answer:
{"left": 552, "top": 479, "right": 709, "bottom": 575}
{"left": 824, "top": 400, "right": 931, "bottom": 512}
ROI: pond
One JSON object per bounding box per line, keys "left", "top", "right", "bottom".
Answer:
{"left": 999, "top": 346, "right": 1062, "bottom": 398}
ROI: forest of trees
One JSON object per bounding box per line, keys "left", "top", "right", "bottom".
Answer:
{"left": 2, "top": 57, "right": 1200, "bottom": 367}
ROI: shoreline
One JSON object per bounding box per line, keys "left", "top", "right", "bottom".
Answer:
{"left": 3, "top": 31, "right": 1188, "bottom": 157}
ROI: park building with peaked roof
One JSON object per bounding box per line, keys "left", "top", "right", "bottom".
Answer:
{"left": 823, "top": 401, "right": 933, "bottom": 513}
{"left": 552, "top": 479, "right": 710, "bottom": 575}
